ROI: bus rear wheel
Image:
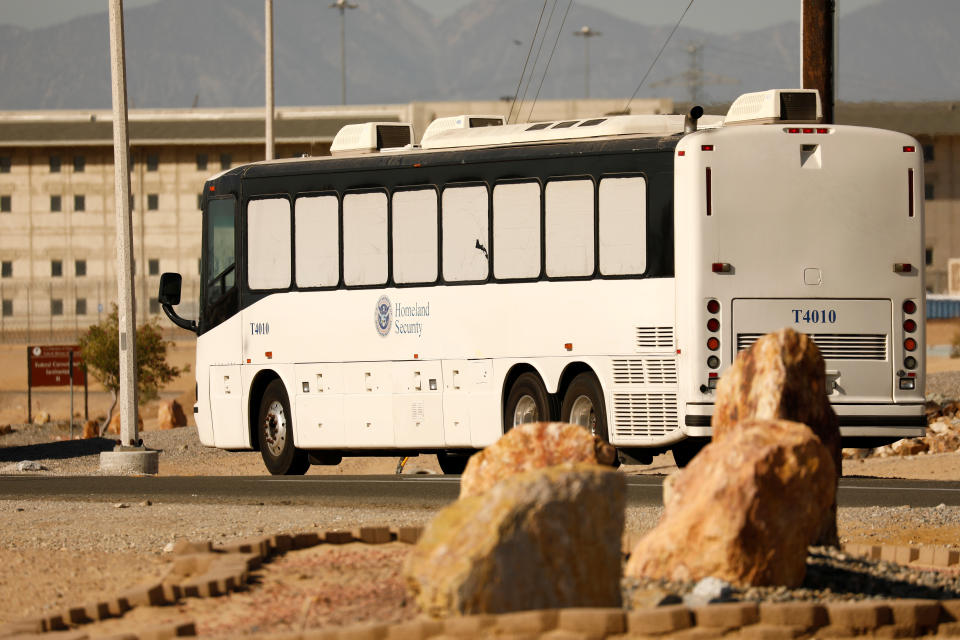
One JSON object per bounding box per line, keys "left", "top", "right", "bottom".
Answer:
{"left": 504, "top": 372, "right": 551, "bottom": 431}
{"left": 258, "top": 379, "right": 310, "bottom": 476}
{"left": 561, "top": 371, "right": 619, "bottom": 467}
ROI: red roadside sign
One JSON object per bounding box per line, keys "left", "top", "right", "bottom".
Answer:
{"left": 28, "top": 345, "right": 85, "bottom": 386}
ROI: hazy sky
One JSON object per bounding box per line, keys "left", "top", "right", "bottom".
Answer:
{"left": 2, "top": 0, "right": 884, "bottom": 34}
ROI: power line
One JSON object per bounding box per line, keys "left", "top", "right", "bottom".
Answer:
{"left": 526, "top": 0, "right": 574, "bottom": 122}
{"left": 515, "top": 0, "right": 560, "bottom": 124}
{"left": 507, "top": 0, "right": 549, "bottom": 124}
{"left": 623, "top": 0, "right": 695, "bottom": 113}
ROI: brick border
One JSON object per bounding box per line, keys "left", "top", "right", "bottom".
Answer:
{"left": 5, "top": 532, "right": 960, "bottom": 639}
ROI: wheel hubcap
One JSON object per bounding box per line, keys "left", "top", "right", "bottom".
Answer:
{"left": 513, "top": 395, "right": 539, "bottom": 427}
{"left": 263, "top": 400, "right": 287, "bottom": 457}
{"left": 569, "top": 395, "right": 597, "bottom": 436}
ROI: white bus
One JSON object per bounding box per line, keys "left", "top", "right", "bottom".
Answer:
{"left": 159, "top": 89, "right": 926, "bottom": 475}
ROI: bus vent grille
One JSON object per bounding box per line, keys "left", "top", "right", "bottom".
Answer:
{"left": 736, "top": 333, "right": 888, "bottom": 361}
{"left": 645, "top": 359, "right": 678, "bottom": 384}
{"left": 636, "top": 327, "right": 674, "bottom": 350}
{"left": 613, "top": 393, "right": 678, "bottom": 438}
{"left": 612, "top": 359, "right": 644, "bottom": 384}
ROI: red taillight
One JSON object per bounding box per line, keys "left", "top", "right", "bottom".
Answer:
{"left": 707, "top": 337, "right": 720, "bottom": 351}
{"left": 903, "top": 300, "right": 917, "bottom": 314}
{"left": 802, "top": 128, "right": 813, "bottom": 134}
{"left": 208, "top": 185, "right": 215, "bottom": 192}
{"left": 702, "top": 144, "right": 714, "bottom": 151}
{"left": 678, "top": 150, "right": 686, "bottom": 156}
{"left": 816, "top": 127, "right": 829, "bottom": 134}
{"left": 787, "top": 128, "right": 800, "bottom": 134}
{"left": 707, "top": 318, "right": 720, "bottom": 332}
{"left": 903, "top": 145, "right": 916, "bottom": 153}
{"left": 904, "top": 338, "right": 917, "bottom": 352}
{"left": 904, "top": 319, "right": 917, "bottom": 333}
{"left": 707, "top": 299, "right": 720, "bottom": 314}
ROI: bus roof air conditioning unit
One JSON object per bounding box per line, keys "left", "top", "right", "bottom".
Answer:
{"left": 421, "top": 115, "right": 505, "bottom": 146}
{"left": 330, "top": 122, "right": 415, "bottom": 155}
{"left": 724, "top": 89, "right": 822, "bottom": 126}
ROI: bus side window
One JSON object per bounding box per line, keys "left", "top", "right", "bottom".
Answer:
{"left": 493, "top": 182, "right": 541, "bottom": 280}
{"left": 295, "top": 195, "right": 339, "bottom": 287}
{"left": 247, "top": 197, "right": 292, "bottom": 290}
{"left": 442, "top": 185, "right": 489, "bottom": 282}
{"left": 599, "top": 176, "right": 647, "bottom": 276}
{"left": 343, "top": 191, "right": 388, "bottom": 286}
{"left": 393, "top": 188, "right": 438, "bottom": 284}
{"left": 545, "top": 179, "right": 594, "bottom": 277}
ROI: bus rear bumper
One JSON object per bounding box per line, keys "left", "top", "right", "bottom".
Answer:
{"left": 683, "top": 403, "right": 926, "bottom": 438}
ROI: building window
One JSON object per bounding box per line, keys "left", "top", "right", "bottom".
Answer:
{"left": 76, "top": 298, "right": 87, "bottom": 315}
{"left": 146, "top": 154, "right": 159, "bottom": 171}
{"left": 923, "top": 144, "right": 935, "bottom": 163}
{"left": 1, "top": 299, "right": 11, "bottom": 317}
{"left": 75, "top": 259, "right": 86, "bottom": 277}
{"left": 49, "top": 156, "right": 61, "bottom": 173}
{"left": 0, "top": 195, "right": 10, "bottom": 213}
{"left": 51, "top": 260, "right": 62, "bottom": 277}
{"left": 196, "top": 154, "right": 208, "bottom": 171}
{"left": 51, "top": 299, "right": 63, "bottom": 316}
{"left": 74, "top": 194, "right": 85, "bottom": 212}
{"left": 0, "top": 156, "right": 9, "bottom": 173}
{"left": 147, "top": 194, "right": 159, "bottom": 210}
{"left": 925, "top": 184, "right": 935, "bottom": 200}
{"left": 50, "top": 195, "right": 62, "bottom": 212}
{"left": 73, "top": 155, "right": 85, "bottom": 172}
{"left": 926, "top": 248, "right": 934, "bottom": 266}
{"left": 149, "top": 297, "right": 160, "bottom": 314}
{"left": 220, "top": 153, "right": 231, "bottom": 170}
{"left": 148, "top": 258, "right": 160, "bottom": 275}
{"left": 1, "top": 261, "right": 11, "bottom": 278}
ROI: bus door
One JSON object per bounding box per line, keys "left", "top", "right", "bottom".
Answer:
{"left": 198, "top": 195, "right": 245, "bottom": 448}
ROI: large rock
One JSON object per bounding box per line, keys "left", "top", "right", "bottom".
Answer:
{"left": 33, "top": 411, "right": 50, "bottom": 426}
{"left": 405, "top": 463, "right": 624, "bottom": 617}
{"left": 459, "top": 421, "right": 616, "bottom": 498}
{"left": 81, "top": 419, "right": 99, "bottom": 439}
{"left": 711, "top": 328, "right": 841, "bottom": 545}
{"left": 157, "top": 400, "right": 187, "bottom": 430}
{"left": 625, "top": 419, "right": 836, "bottom": 588}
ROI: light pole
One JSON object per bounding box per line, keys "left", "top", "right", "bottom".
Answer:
{"left": 265, "top": 0, "right": 274, "bottom": 160}
{"left": 330, "top": 0, "right": 358, "bottom": 105}
{"left": 573, "top": 25, "right": 601, "bottom": 99}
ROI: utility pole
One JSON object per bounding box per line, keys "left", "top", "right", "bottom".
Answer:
{"left": 265, "top": 0, "right": 275, "bottom": 160}
{"left": 573, "top": 25, "right": 601, "bottom": 99}
{"left": 650, "top": 42, "right": 736, "bottom": 106}
{"left": 801, "top": 0, "right": 835, "bottom": 123}
{"left": 107, "top": 0, "right": 138, "bottom": 449}
{"left": 330, "top": 0, "right": 358, "bottom": 105}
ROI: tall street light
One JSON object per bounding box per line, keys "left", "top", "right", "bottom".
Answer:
{"left": 330, "top": 0, "right": 358, "bottom": 105}
{"left": 573, "top": 25, "right": 602, "bottom": 99}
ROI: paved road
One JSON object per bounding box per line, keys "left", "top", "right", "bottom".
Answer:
{"left": 0, "top": 475, "right": 958, "bottom": 509}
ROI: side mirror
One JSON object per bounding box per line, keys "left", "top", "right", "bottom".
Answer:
{"left": 157, "top": 272, "right": 196, "bottom": 334}
{"left": 158, "top": 272, "right": 182, "bottom": 306}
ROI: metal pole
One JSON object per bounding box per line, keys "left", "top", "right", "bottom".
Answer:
{"left": 339, "top": 7, "right": 346, "bottom": 105}
{"left": 69, "top": 350, "right": 74, "bottom": 439}
{"left": 108, "top": 0, "right": 140, "bottom": 447}
{"left": 265, "top": 0, "right": 275, "bottom": 161}
{"left": 801, "top": 0, "right": 835, "bottom": 124}
{"left": 26, "top": 347, "right": 31, "bottom": 424}
{"left": 84, "top": 362, "right": 88, "bottom": 421}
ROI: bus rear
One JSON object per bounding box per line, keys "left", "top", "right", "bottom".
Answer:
{"left": 675, "top": 90, "right": 926, "bottom": 445}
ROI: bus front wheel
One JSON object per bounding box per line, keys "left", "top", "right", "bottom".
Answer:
{"left": 258, "top": 379, "right": 310, "bottom": 476}
{"left": 504, "top": 372, "right": 551, "bottom": 431}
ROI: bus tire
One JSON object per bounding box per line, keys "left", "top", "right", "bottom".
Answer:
{"left": 504, "top": 372, "right": 552, "bottom": 431}
{"left": 258, "top": 379, "right": 310, "bottom": 476}
{"left": 561, "top": 371, "right": 619, "bottom": 468}
{"left": 671, "top": 437, "right": 708, "bottom": 468}
{"left": 437, "top": 451, "right": 473, "bottom": 475}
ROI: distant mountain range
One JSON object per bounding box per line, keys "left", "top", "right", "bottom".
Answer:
{"left": 0, "top": 0, "right": 957, "bottom": 110}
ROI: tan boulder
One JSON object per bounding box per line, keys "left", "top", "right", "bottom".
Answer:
{"left": 33, "top": 411, "right": 50, "bottom": 426}
{"left": 459, "top": 421, "right": 616, "bottom": 498}
{"left": 890, "top": 437, "right": 928, "bottom": 456}
{"left": 157, "top": 400, "right": 188, "bottom": 430}
{"left": 625, "top": 419, "right": 835, "bottom": 588}
{"left": 81, "top": 419, "right": 99, "bottom": 439}
{"left": 711, "top": 328, "right": 841, "bottom": 545}
{"left": 405, "top": 463, "right": 624, "bottom": 617}
{"left": 107, "top": 412, "right": 145, "bottom": 435}
{"left": 928, "top": 430, "right": 960, "bottom": 454}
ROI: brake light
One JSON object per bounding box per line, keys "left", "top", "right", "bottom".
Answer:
{"left": 707, "top": 318, "right": 720, "bottom": 332}
{"left": 904, "top": 319, "right": 917, "bottom": 333}
{"left": 701, "top": 144, "right": 714, "bottom": 151}
{"left": 903, "top": 300, "right": 917, "bottom": 314}
{"left": 707, "top": 299, "right": 720, "bottom": 314}
{"left": 903, "top": 145, "right": 916, "bottom": 153}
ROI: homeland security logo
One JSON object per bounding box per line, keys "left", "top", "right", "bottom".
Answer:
{"left": 375, "top": 295, "right": 392, "bottom": 337}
